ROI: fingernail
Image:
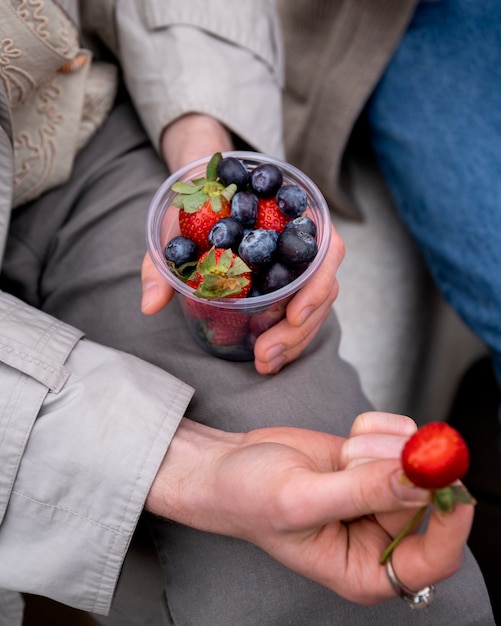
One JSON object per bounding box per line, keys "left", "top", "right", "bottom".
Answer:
{"left": 298, "top": 306, "right": 314, "bottom": 326}
{"left": 141, "top": 281, "right": 159, "bottom": 312}
{"left": 391, "top": 471, "right": 431, "bottom": 505}
{"left": 268, "top": 355, "right": 286, "bottom": 374}
{"left": 266, "top": 344, "right": 285, "bottom": 373}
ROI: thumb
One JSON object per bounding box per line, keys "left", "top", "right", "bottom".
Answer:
{"left": 141, "top": 252, "right": 175, "bottom": 314}
{"left": 290, "top": 460, "right": 431, "bottom": 528}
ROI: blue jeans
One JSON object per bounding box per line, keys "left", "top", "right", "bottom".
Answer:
{"left": 366, "top": 0, "right": 501, "bottom": 388}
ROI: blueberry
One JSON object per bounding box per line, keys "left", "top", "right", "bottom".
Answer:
{"left": 261, "top": 262, "right": 297, "bottom": 294}
{"left": 250, "top": 163, "right": 283, "bottom": 197}
{"left": 208, "top": 217, "right": 244, "bottom": 251}
{"left": 284, "top": 215, "right": 317, "bottom": 238}
{"left": 276, "top": 184, "right": 307, "bottom": 218}
{"left": 247, "top": 283, "right": 264, "bottom": 298}
{"left": 164, "top": 235, "right": 197, "bottom": 267}
{"left": 238, "top": 229, "right": 278, "bottom": 267}
{"left": 231, "top": 191, "right": 259, "bottom": 225}
{"left": 217, "top": 157, "right": 249, "bottom": 190}
{"left": 277, "top": 229, "right": 318, "bottom": 267}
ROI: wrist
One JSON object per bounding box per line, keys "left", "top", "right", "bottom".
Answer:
{"left": 145, "top": 418, "right": 243, "bottom": 533}
{"left": 161, "top": 113, "right": 234, "bottom": 172}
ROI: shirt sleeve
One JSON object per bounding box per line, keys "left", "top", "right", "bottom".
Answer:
{"left": 113, "top": 0, "right": 285, "bottom": 157}
{"left": 0, "top": 292, "right": 193, "bottom": 614}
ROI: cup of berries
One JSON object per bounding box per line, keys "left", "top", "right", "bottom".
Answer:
{"left": 146, "top": 151, "right": 332, "bottom": 361}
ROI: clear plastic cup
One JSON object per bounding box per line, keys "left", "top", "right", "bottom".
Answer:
{"left": 146, "top": 151, "right": 331, "bottom": 361}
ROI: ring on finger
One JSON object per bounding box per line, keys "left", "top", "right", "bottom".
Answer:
{"left": 386, "top": 553, "right": 436, "bottom": 609}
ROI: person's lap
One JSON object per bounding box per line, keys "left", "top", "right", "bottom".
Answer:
{"left": 1, "top": 100, "right": 493, "bottom": 624}
{"left": 367, "top": 0, "right": 501, "bottom": 387}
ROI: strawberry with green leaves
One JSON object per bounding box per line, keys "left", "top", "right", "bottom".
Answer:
{"left": 192, "top": 247, "right": 252, "bottom": 299}
{"left": 172, "top": 153, "right": 236, "bottom": 252}
{"left": 380, "top": 422, "right": 476, "bottom": 564}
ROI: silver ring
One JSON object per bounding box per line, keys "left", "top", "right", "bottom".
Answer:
{"left": 385, "top": 553, "right": 436, "bottom": 609}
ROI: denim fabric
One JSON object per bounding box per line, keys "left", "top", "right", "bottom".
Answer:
{"left": 367, "top": 0, "right": 501, "bottom": 387}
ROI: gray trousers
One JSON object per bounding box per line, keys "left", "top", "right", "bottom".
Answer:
{"left": 1, "top": 101, "right": 494, "bottom": 625}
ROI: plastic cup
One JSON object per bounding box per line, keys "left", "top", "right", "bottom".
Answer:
{"left": 146, "top": 151, "right": 331, "bottom": 361}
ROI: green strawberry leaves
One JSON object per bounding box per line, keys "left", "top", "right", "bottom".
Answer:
{"left": 171, "top": 152, "right": 236, "bottom": 214}
{"left": 172, "top": 188, "right": 210, "bottom": 212}
{"left": 433, "top": 484, "right": 476, "bottom": 514}
{"left": 194, "top": 274, "right": 248, "bottom": 299}
{"left": 206, "top": 151, "right": 222, "bottom": 181}
{"left": 193, "top": 248, "right": 251, "bottom": 299}
{"left": 165, "top": 258, "right": 197, "bottom": 282}
{"left": 171, "top": 181, "right": 200, "bottom": 194}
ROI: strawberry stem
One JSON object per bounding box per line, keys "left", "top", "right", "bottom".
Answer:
{"left": 379, "top": 505, "right": 428, "bottom": 564}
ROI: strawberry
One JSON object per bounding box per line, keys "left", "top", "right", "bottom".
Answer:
{"left": 193, "top": 247, "right": 252, "bottom": 299}
{"left": 401, "top": 422, "right": 470, "bottom": 490}
{"left": 380, "top": 422, "right": 476, "bottom": 564}
{"left": 172, "top": 153, "right": 235, "bottom": 252}
{"left": 182, "top": 290, "right": 211, "bottom": 320}
{"left": 179, "top": 197, "right": 231, "bottom": 251}
{"left": 205, "top": 318, "right": 249, "bottom": 347}
{"left": 209, "top": 308, "right": 249, "bottom": 329}
{"left": 255, "top": 198, "right": 292, "bottom": 233}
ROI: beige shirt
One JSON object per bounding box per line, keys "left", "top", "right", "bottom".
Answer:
{"left": 1, "top": 0, "right": 284, "bottom": 207}
{"left": 0, "top": 1, "right": 283, "bottom": 620}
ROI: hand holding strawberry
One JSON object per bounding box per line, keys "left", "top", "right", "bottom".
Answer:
{"left": 148, "top": 412, "right": 481, "bottom": 607}
{"left": 380, "top": 422, "right": 476, "bottom": 564}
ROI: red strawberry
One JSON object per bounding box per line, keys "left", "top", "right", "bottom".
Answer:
{"left": 182, "top": 291, "right": 211, "bottom": 321}
{"left": 380, "top": 422, "right": 476, "bottom": 564}
{"left": 255, "top": 198, "right": 292, "bottom": 233}
{"left": 209, "top": 308, "right": 249, "bottom": 328}
{"left": 193, "top": 247, "right": 252, "bottom": 299}
{"left": 172, "top": 153, "right": 235, "bottom": 252}
{"left": 179, "top": 196, "right": 231, "bottom": 252}
{"left": 205, "top": 319, "right": 248, "bottom": 347}
{"left": 402, "top": 422, "right": 470, "bottom": 490}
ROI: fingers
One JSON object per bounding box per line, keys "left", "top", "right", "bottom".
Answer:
{"left": 283, "top": 224, "right": 343, "bottom": 327}
{"left": 253, "top": 290, "right": 335, "bottom": 374}
{"left": 141, "top": 252, "right": 175, "bottom": 314}
{"left": 254, "top": 225, "right": 343, "bottom": 374}
{"left": 340, "top": 412, "right": 418, "bottom": 470}
{"left": 338, "top": 412, "right": 426, "bottom": 536}
{"left": 389, "top": 500, "right": 474, "bottom": 592}
{"left": 422, "top": 498, "right": 474, "bottom": 576}
{"left": 349, "top": 412, "right": 417, "bottom": 438}
{"left": 341, "top": 435, "right": 411, "bottom": 470}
